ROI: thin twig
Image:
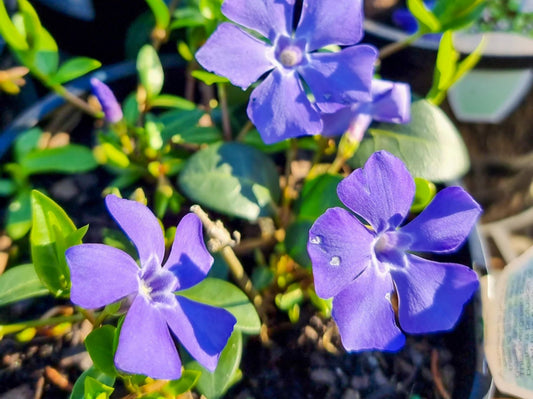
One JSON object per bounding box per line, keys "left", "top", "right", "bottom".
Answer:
{"left": 379, "top": 31, "right": 424, "bottom": 60}
{"left": 430, "top": 349, "right": 451, "bottom": 399}
{"left": 217, "top": 83, "right": 232, "bottom": 140}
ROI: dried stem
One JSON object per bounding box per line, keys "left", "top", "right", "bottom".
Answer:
{"left": 190, "top": 205, "right": 268, "bottom": 330}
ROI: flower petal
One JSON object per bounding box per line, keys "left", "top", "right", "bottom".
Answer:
{"left": 401, "top": 186, "right": 482, "bottom": 253}
{"left": 371, "top": 80, "right": 411, "bottom": 124}
{"left": 308, "top": 207, "right": 374, "bottom": 299}
{"left": 247, "top": 69, "right": 322, "bottom": 144}
{"left": 105, "top": 194, "right": 165, "bottom": 267}
{"left": 391, "top": 254, "right": 479, "bottom": 334}
{"left": 337, "top": 151, "right": 415, "bottom": 232}
{"left": 115, "top": 294, "right": 182, "bottom": 379}
{"left": 163, "top": 213, "right": 213, "bottom": 290}
{"left": 90, "top": 78, "right": 123, "bottom": 123}
{"left": 333, "top": 266, "right": 405, "bottom": 351}
{"left": 320, "top": 105, "right": 372, "bottom": 140}
{"left": 66, "top": 244, "right": 139, "bottom": 309}
{"left": 165, "top": 296, "right": 236, "bottom": 371}
{"left": 296, "top": 0, "right": 363, "bottom": 51}
{"left": 221, "top": 0, "right": 294, "bottom": 41}
{"left": 195, "top": 23, "right": 275, "bottom": 90}
{"left": 299, "top": 45, "right": 377, "bottom": 110}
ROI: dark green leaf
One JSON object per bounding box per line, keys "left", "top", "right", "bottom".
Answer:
{"left": 21, "top": 145, "right": 97, "bottom": 174}
{"left": 30, "top": 190, "right": 81, "bottom": 296}
{"left": 137, "top": 44, "right": 164, "bottom": 99}
{"left": 14, "top": 127, "right": 41, "bottom": 160}
{"left": 350, "top": 100, "right": 470, "bottom": 182}
{"left": 6, "top": 190, "right": 32, "bottom": 239}
{"left": 85, "top": 325, "right": 118, "bottom": 377}
{"left": 0, "top": 264, "right": 48, "bottom": 306}
{"left": 179, "top": 142, "right": 280, "bottom": 220}
{"left": 297, "top": 174, "right": 343, "bottom": 221}
{"left": 285, "top": 220, "right": 313, "bottom": 268}
{"left": 178, "top": 278, "right": 261, "bottom": 334}
{"left": 0, "top": 179, "right": 16, "bottom": 197}
{"left": 70, "top": 366, "right": 115, "bottom": 399}
{"left": 191, "top": 70, "right": 229, "bottom": 86}
{"left": 187, "top": 330, "right": 242, "bottom": 399}
{"left": 51, "top": 57, "right": 102, "bottom": 84}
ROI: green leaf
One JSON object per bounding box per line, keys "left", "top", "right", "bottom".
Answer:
{"left": 285, "top": 220, "right": 313, "bottom": 268}
{"left": 178, "top": 278, "right": 261, "bottom": 334}
{"left": 179, "top": 142, "right": 280, "bottom": 220}
{"left": 51, "top": 57, "right": 102, "bottom": 84}
{"left": 0, "top": 0, "right": 28, "bottom": 50}
{"left": 150, "top": 94, "right": 196, "bottom": 110}
{"left": 427, "top": 31, "right": 459, "bottom": 104}
{"left": 297, "top": 174, "right": 343, "bottom": 221}
{"left": 141, "top": 370, "right": 201, "bottom": 398}
{"left": 6, "top": 190, "right": 32, "bottom": 239}
{"left": 407, "top": 0, "right": 441, "bottom": 33}
{"left": 30, "top": 190, "right": 81, "bottom": 296}
{"left": 137, "top": 44, "right": 164, "bottom": 99}
{"left": 177, "top": 40, "right": 194, "bottom": 61}
{"left": 84, "top": 376, "right": 114, "bottom": 399}
{"left": 187, "top": 330, "right": 242, "bottom": 399}
{"left": 146, "top": 0, "right": 170, "bottom": 29}
{"left": 411, "top": 177, "right": 436, "bottom": 213}
{"left": 191, "top": 70, "right": 229, "bottom": 86}
{"left": 432, "top": 0, "right": 486, "bottom": 32}
{"left": 70, "top": 366, "right": 115, "bottom": 399}
{"left": 159, "top": 108, "right": 205, "bottom": 141}
{"left": 14, "top": 127, "right": 41, "bottom": 160}
{"left": 171, "top": 7, "right": 205, "bottom": 30}
{"left": 85, "top": 326, "right": 118, "bottom": 377}
{"left": 350, "top": 99, "right": 470, "bottom": 182}
{"left": 21, "top": 145, "right": 97, "bottom": 174}
{"left": 0, "top": 179, "right": 16, "bottom": 197}
{"left": 0, "top": 264, "right": 48, "bottom": 306}
{"left": 33, "top": 26, "right": 59, "bottom": 75}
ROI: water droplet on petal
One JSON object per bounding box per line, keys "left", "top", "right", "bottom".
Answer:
{"left": 330, "top": 256, "right": 340, "bottom": 266}
{"left": 310, "top": 235, "right": 322, "bottom": 244}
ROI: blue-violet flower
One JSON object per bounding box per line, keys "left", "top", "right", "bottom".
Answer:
{"left": 321, "top": 79, "right": 411, "bottom": 141}
{"left": 66, "top": 195, "right": 236, "bottom": 379}
{"left": 307, "top": 151, "right": 481, "bottom": 351}
{"left": 195, "top": 0, "right": 377, "bottom": 144}
{"left": 90, "top": 78, "right": 123, "bottom": 123}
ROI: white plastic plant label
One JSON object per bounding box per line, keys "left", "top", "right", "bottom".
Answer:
{"left": 482, "top": 245, "right": 533, "bottom": 398}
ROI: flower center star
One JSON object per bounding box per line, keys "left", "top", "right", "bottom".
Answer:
{"left": 139, "top": 265, "right": 179, "bottom": 307}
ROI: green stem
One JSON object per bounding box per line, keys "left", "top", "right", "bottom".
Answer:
{"left": 0, "top": 313, "right": 86, "bottom": 336}
{"left": 379, "top": 31, "right": 424, "bottom": 60}
{"left": 236, "top": 120, "right": 254, "bottom": 142}
{"left": 217, "top": 83, "right": 232, "bottom": 141}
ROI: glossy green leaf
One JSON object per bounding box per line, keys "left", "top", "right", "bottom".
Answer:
{"left": 0, "top": 264, "right": 48, "bottom": 306}
{"left": 6, "top": 190, "right": 32, "bottom": 239}
{"left": 51, "top": 57, "right": 102, "bottom": 84}
{"left": 187, "top": 330, "right": 242, "bottom": 399}
{"left": 191, "top": 70, "right": 229, "bottom": 86}
{"left": 70, "top": 366, "right": 115, "bottom": 399}
{"left": 407, "top": 0, "right": 440, "bottom": 33}
{"left": 432, "top": 0, "right": 486, "bottom": 32}
{"left": 14, "top": 127, "right": 41, "bottom": 160}
{"left": 178, "top": 278, "right": 261, "bottom": 334}
{"left": 285, "top": 220, "right": 313, "bottom": 268}
{"left": 33, "top": 26, "right": 59, "bottom": 75}
{"left": 297, "top": 174, "right": 343, "bottom": 221}
{"left": 411, "top": 177, "right": 437, "bottom": 213}
{"left": 0, "top": 0, "right": 28, "bottom": 50}
{"left": 137, "top": 44, "right": 164, "bottom": 99}
{"left": 146, "top": 0, "right": 170, "bottom": 29}
{"left": 350, "top": 100, "right": 470, "bottom": 182}
{"left": 427, "top": 31, "right": 458, "bottom": 104}
{"left": 85, "top": 325, "right": 118, "bottom": 377}
{"left": 150, "top": 94, "right": 196, "bottom": 110}
{"left": 179, "top": 142, "right": 280, "bottom": 220}
{"left": 141, "top": 370, "right": 201, "bottom": 398}
{"left": 21, "top": 144, "right": 97, "bottom": 174}
{"left": 30, "top": 190, "right": 83, "bottom": 296}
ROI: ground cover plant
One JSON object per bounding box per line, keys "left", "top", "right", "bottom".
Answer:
{"left": 0, "top": 0, "right": 495, "bottom": 398}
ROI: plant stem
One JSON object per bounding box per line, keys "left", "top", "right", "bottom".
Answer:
{"left": 217, "top": 83, "right": 232, "bottom": 141}
{"left": 0, "top": 313, "right": 86, "bottom": 336}
{"left": 378, "top": 31, "right": 424, "bottom": 60}
{"left": 190, "top": 205, "right": 268, "bottom": 326}
{"left": 236, "top": 120, "right": 254, "bottom": 142}
{"left": 280, "top": 139, "right": 298, "bottom": 227}
{"left": 52, "top": 83, "right": 103, "bottom": 118}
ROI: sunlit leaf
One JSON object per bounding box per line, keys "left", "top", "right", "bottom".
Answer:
{"left": 0, "top": 264, "right": 48, "bottom": 306}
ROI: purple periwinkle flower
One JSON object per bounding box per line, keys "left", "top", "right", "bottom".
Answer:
{"left": 321, "top": 79, "right": 411, "bottom": 141}
{"left": 307, "top": 151, "right": 481, "bottom": 351}
{"left": 65, "top": 195, "right": 236, "bottom": 379}
{"left": 195, "top": 0, "right": 377, "bottom": 144}
{"left": 90, "top": 78, "right": 123, "bottom": 123}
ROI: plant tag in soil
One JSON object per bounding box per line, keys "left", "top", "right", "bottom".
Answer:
{"left": 481, "top": 245, "right": 533, "bottom": 398}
